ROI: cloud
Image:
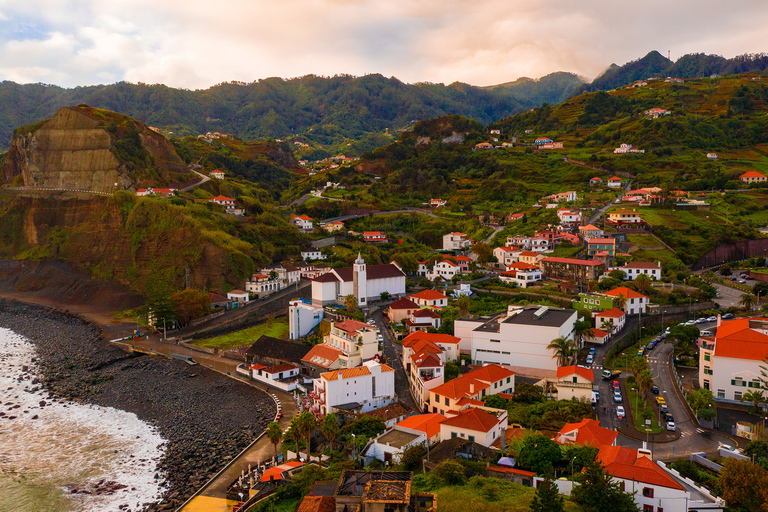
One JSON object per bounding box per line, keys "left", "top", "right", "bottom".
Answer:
{"left": 0, "top": 0, "right": 766, "bottom": 89}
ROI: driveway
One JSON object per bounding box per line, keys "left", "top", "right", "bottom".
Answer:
{"left": 712, "top": 282, "right": 745, "bottom": 309}
{"left": 370, "top": 309, "right": 419, "bottom": 412}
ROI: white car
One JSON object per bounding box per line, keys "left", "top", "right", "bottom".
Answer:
{"left": 614, "top": 392, "right": 622, "bottom": 403}
{"left": 616, "top": 406, "right": 625, "bottom": 419}
{"left": 684, "top": 320, "right": 697, "bottom": 326}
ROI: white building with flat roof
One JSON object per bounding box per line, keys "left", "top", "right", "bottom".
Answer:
{"left": 288, "top": 299, "right": 324, "bottom": 340}
{"left": 310, "top": 360, "right": 396, "bottom": 415}
{"left": 454, "top": 305, "right": 578, "bottom": 378}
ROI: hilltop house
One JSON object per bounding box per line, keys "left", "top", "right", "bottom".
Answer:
{"left": 210, "top": 170, "right": 225, "bottom": 179}
{"left": 543, "top": 191, "right": 578, "bottom": 203}
{"left": 427, "top": 260, "right": 461, "bottom": 281}
{"left": 321, "top": 220, "right": 345, "bottom": 233}
{"left": 209, "top": 195, "right": 235, "bottom": 207}
{"left": 589, "top": 177, "right": 603, "bottom": 186}
{"left": 606, "top": 209, "right": 646, "bottom": 228}
{"left": 555, "top": 365, "right": 594, "bottom": 401}
{"left": 644, "top": 107, "right": 671, "bottom": 118}
{"left": 410, "top": 289, "right": 448, "bottom": 308}
{"left": 137, "top": 187, "right": 175, "bottom": 197}
{"left": 291, "top": 215, "right": 314, "bottom": 231}
{"left": 604, "top": 287, "right": 648, "bottom": 315}
{"left": 430, "top": 198, "right": 447, "bottom": 208}
{"left": 621, "top": 261, "right": 661, "bottom": 280}
{"left": 557, "top": 208, "right": 582, "bottom": 226}
{"left": 363, "top": 231, "right": 388, "bottom": 243}
{"left": 607, "top": 176, "right": 624, "bottom": 187}
{"left": 494, "top": 246, "right": 520, "bottom": 267}
{"left": 740, "top": 171, "right": 767, "bottom": 184}
{"left": 578, "top": 224, "right": 604, "bottom": 241}
{"left": 443, "top": 232, "right": 473, "bottom": 251}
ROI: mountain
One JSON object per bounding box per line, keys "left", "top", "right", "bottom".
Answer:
{"left": 580, "top": 51, "right": 673, "bottom": 93}
{"left": 1, "top": 105, "right": 191, "bottom": 191}
{"left": 484, "top": 72, "right": 587, "bottom": 107}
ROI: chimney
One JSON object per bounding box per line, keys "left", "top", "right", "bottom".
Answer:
{"left": 637, "top": 448, "right": 652, "bottom": 459}
{"left": 470, "top": 383, "right": 475, "bottom": 394}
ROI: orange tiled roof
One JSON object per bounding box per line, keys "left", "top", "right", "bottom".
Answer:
{"left": 558, "top": 418, "right": 617, "bottom": 448}
{"left": 396, "top": 413, "right": 447, "bottom": 438}
{"left": 740, "top": 171, "right": 767, "bottom": 178}
{"left": 557, "top": 365, "right": 593, "bottom": 382}
{"left": 260, "top": 461, "right": 304, "bottom": 482}
{"left": 465, "top": 364, "right": 516, "bottom": 382}
{"left": 389, "top": 298, "right": 419, "bottom": 310}
{"left": 301, "top": 344, "right": 344, "bottom": 368}
{"left": 334, "top": 319, "right": 371, "bottom": 333}
{"left": 596, "top": 307, "right": 626, "bottom": 318}
{"left": 321, "top": 366, "right": 371, "bottom": 381}
{"left": 714, "top": 319, "right": 768, "bottom": 361}
{"left": 604, "top": 287, "right": 648, "bottom": 300}
{"left": 597, "top": 446, "right": 684, "bottom": 490}
{"left": 297, "top": 496, "right": 336, "bottom": 512}
{"left": 440, "top": 408, "right": 500, "bottom": 433}
{"left": 403, "top": 332, "right": 460, "bottom": 345}
{"left": 412, "top": 351, "right": 443, "bottom": 368}
{"left": 410, "top": 289, "right": 448, "bottom": 301}
{"left": 431, "top": 376, "right": 489, "bottom": 400}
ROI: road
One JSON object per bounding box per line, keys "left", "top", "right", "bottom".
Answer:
{"left": 586, "top": 180, "right": 632, "bottom": 225}
{"left": 370, "top": 308, "right": 419, "bottom": 412}
{"left": 180, "top": 168, "right": 211, "bottom": 192}
{"left": 321, "top": 208, "right": 439, "bottom": 224}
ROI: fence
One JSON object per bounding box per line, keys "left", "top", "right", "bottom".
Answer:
{"left": 189, "top": 309, "right": 226, "bottom": 327}
{"left": 646, "top": 302, "right": 717, "bottom": 316}
{"left": 179, "top": 341, "right": 216, "bottom": 355}
{"left": 689, "top": 453, "right": 723, "bottom": 473}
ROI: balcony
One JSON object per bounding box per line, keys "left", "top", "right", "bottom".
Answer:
{"left": 557, "top": 380, "right": 593, "bottom": 389}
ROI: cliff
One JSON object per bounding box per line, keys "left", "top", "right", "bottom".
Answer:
{"left": 1, "top": 105, "right": 191, "bottom": 192}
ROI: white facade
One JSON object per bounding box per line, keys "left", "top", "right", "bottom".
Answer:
{"left": 428, "top": 260, "right": 461, "bottom": 280}
{"left": 622, "top": 263, "right": 661, "bottom": 281}
{"left": 301, "top": 250, "right": 326, "bottom": 261}
{"left": 511, "top": 269, "right": 542, "bottom": 288}
{"left": 612, "top": 475, "right": 688, "bottom": 512}
{"left": 439, "top": 409, "right": 508, "bottom": 448}
{"left": 250, "top": 364, "right": 303, "bottom": 392}
{"left": 456, "top": 306, "right": 577, "bottom": 378}
{"left": 288, "top": 300, "right": 324, "bottom": 340}
{"left": 310, "top": 256, "right": 406, "bottom": 306}
{"left": 364, "top": 428, "right": 427, "bottom": 465}
{"left": 245, "top": 274, "right": 283, "bottom": 297}
{"left": 312, "top": 360, "right": 396, "bottom": 415}
{"left": 443, "top": 232, "right": 472, "bottom": 251}
{"left": 594, "top": 309, "right": 626, "bottom": 334}
{"left": 557, "top": 209, "right": 582, "bottom": 224}
{"left": 291, "top": 216, "right": 314, "bottom": 231}
{"left": 494, "top": 247, "right": 519, "bottom": 266}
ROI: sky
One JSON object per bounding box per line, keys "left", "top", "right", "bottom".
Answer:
{"left": 0, "top": 0, "right": 766, "bottom": 90}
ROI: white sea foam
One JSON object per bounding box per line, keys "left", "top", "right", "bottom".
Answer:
{"left": 0, "top": 327, "right": 167, "bottom": 512}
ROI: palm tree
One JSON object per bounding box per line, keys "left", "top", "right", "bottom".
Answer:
{"left": 573, "top": 320, "right": 593, "bottom": 348}
{"left": 637, "top": 369, "right": 654, "bottom": 407}
{"left": 740, "top": 293, "right": 756, "bottom": 311}
{"left": 320, "top": 413, "right": 341, "bottom": 456}
{"left": 344, "top": 294, "right": 358, "bottom": 314}
{"left": 266, "top": 421, "right": 283, "bottom": 461}
{"left": 295, "top": 411, "right": 316, "bottom": 461}
{"left": 600, "top": 319, "right": 614, "bottom": 333}
{"left": 741, "top": 390, "right": 766, "bottom": 414}
{"left": 634, "top": 274, "right": 652, "bottom": 294}
{"left": 284, "top": 420, "right": 300, "bottom": 460}
{"left": 547, "top": 337, "right": 577, "bottom": 366}
{"left": 613, "top": 293, "right": 628, "bottom": 310}
{"left": 457, "top": 295, "right": 470, "bottom": 317}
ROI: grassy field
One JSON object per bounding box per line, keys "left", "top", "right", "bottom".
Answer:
{"left": 193, "top": 317, "right": 289, "bottom": 350}
{"left": 421, "top": 479, "right": 584, "bottom": 512}
{"left": 627, "top": 388, "right": 664, "bottom": 434}
{"left": 626, "top": 233, "right": 677, "bottom": 264}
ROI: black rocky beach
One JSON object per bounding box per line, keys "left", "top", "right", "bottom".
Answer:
{"left": 0, "top": 298, "right": 276, "bottom": 512}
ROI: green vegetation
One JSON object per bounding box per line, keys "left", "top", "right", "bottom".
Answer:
{"left": 193, "top": 318, "right": 289, "bottom": 349}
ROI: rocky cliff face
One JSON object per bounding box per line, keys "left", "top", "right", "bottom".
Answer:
{"left": 1, "top": 106, "right": 191, "bottom": 192}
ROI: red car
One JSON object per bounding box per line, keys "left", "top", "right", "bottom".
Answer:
{"left": 612, "top": 380, "right": 620, "bottom": 389}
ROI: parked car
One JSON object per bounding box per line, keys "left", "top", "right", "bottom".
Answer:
{"left": 655, "top": 396, "right": 666, "bottom": 405}
{"left": 739, "top": 279, "right": 747, "bottom": 284}
{"left": 667, "top": 420, "right": 676, "bottom": 431}
{"left": 696, "top": 318, "right": 707, "bottom": 324}
{"left": 646, "top": 343, "right": 655, "bottom": 351}
{"left": 684, "top": 320, "right": 697, "bottom": 326}
{"left": 660, "top": 404, "right": 669, "bottom": 414}
{"left": 723, "top": 313, "right": 735, "bottom": 319}
{"left": 602, "top": 369, "right": 613, "bottom": 379}
{"left": 589, "top": 347, "right": 596, "bottom": 355}
{"left": 586, "top": 354, "right": 594, "bottom": 364}
{"left": 612, "top": 380, "right": 620, "bottom": 389}
{"left": 730, "top": 277, "right": 737, "bottom": 281}
{"left": 617, "top": 406, "right": 625, "bottom": 419}
{"left": 707, "top": 316, "right": 718, "bottom": 322}
{"left": 651, "top": 386, "right": 660, "bottom": 394}
{"left": 741, "top": 273, "right": 749, "bottom": 279}
{"left": 665, "top": 413, "right": 674, "bottom": 423}
{"left": 614, "top": 392, "right": 622, "bottom": 403}
{"left": 637, "top": 349, "right": 644, "bottom": 357}
{"left": 700, "top": 330, "right": 713, "bottom": 337}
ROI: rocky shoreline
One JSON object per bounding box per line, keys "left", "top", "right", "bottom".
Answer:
{"left": 0, "top": 299, "right": 276, "bottom": 511}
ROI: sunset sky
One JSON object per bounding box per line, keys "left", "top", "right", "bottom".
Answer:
{"left": 0, "top": 0, "right": 766, "bottom": 89}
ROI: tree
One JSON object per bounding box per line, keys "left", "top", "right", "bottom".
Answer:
{"left": 456, "top": 295, "right": 470, "bottom": 317}
{"left": 472, "top": 242, "right": 492, "bottom": 264}
{"left": 320, "top": 413, "right": 340, "bottom": 455}
{"left": 516, "top": 434, "right": 563, "bottom": 474}
{"left": 608, "top": 269, "right": 627, "bottom": 281}
{"left": 398, "top": 444, "right": 424, "bottom": 470}
{"left": 513, "top": 381, "right": 544, "bottom": 404}
{"left": 613, "top": 293, "right": 628, "bottom": 310}
{"left": 379, "top": 291, "right": 391, "bottom": 302}
{"left": 687, "top": 388, "right": 714, "bottom": 415}
{"left": 572, "top": 457, "right": 637, "bottom": 512}
{"left": 634, "top": 274, "right": 652, "bottom": 294}
{"left": 266, "top": 421, "right": 283, "bottom": 461}
{"left": 720, "top": 459, "right": 768, "bottom": 511}
{"left": 754, "top": 282, "right": 768, "bottom": 300}
{"left": 573, "top": 320, "right": 593, "bottom": 348}
{"left": 344, "top": 294, "right": 358, "bottom": 314}
{"left": 745, "top": 440, "right": 768, "bottom": 464}
{"left": 170, "top": 288, "right": 212, "bottom": 326}
{"left": 547, "top": 337, "right": 577, "bottom": 366}
{"left": 530, "top": 471, "right": 564, "bottom": 512}
{"left": 740, "top": 293, "right": 756, "bottom": 311}
{"left": 719, "top": 265, "right": 732, "bottom": 276}
{"left": 742, "top": 390, "right": 766, "bottom": 414}
{"left": 482, "top": 394, "right": 508, "bottom": 409}
{"left": 295, "top": 411, "right": 316, "bottom": 460}
{"left": 636, "top": 369, "right": 653, "bottom": 404}
{"left": 434, "top": 460, "right": 467, "bottom": 485}
{"left": 284, "top": 421, "right": 301, "bottom": 461}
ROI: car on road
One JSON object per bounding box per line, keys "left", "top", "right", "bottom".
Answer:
{"left": 696, "top": 318, "right": 707, "bottom": 324}
{"left": 739, "top": 279, "right": 747, "bottom": 284}
{"left": 665, "top": 413, "right": 674, "bottom": 423}
{"left": 377, "top": 334, "right": 383, "bottom": 341}
{"left": 616, "top": 406, "right": 625, "bottom": 419}
{"left": 612, "top": 380, "right": 620, "bottom": 389}
{"left": 586, "top": 354, "right": 594, "bottom": 364}
{"left": 646, "top": 343, "right": 654, "bottom": 351}
{"left": 660, "top": 404, "right": 669, "bottom": 414}
{"left": 614, "top": 392, "right": 622, "bottom": 403}
{"left": 723, "top": 313, "right": 735, "bottom": 319}
{"left": 707, "top": 316, "right": 718, "bottom": 322}
{"left": 655, "top": 396, "right": 666, "bottom": 405}
{"left": 667, "top": 420, "right": 676, "bottom": 431}
{"left": 651, "top": 386, "right": 660, "bottom": 394}
{"left": 684, "top": 320, "right": 697, "bottom": 326}
{"left": 603, "top": 370, "right": 620, "bottom": 380}
{"left": 730, "top": 276, "right": 737, "bottom": 281}
{"left": 589, "top": 347, "right": 596, "bottom": 355}
{"left": 170, "top": 354, "right": 199, "bottom": 366}
{"left": 741, "top": 273, "right": 749, "bottom": 278}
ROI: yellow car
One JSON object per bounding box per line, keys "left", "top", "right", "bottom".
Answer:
{"left": 655, "top": 396, "right": 666, "bottom": 405}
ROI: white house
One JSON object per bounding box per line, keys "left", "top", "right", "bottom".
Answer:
{"left": 310, "top": 254, "right": 406, "bottom": 306}
{"left": 410, "top": 289, "right": 448, "bottom": 308}
{"left": 363, "top": 427, "right": 427, "bottom": 466}
{"left": 555, "top": 365, "right": 594, "bottom": 401}
{"left": 557, "top": 208, "right": 582, "bottom": 225}
{"left": 288, "top": 299, "right": 324, "bottom": 340}
{"left": 249, "top": 363, "right": 302, "bottom": 392}
{"left": 209, "top": 195, "right": 235, "bottom": 207}
{"left": 245, "top": 273, "right": 283, "bottom": 298}
{"left": 402, "top": 338, "right": 445, "bottom": 411}
{"left": 604, "top": 287, "right": 649, "bottom": 315}
{"left": 598, "top": 446, "right": 689, "bottom": 512}
{"left": 579, "top": 224, "right": 604, "bottom": 241}
{"left": 227, "top": 289, "right": 249, "bottom": 304}
{"left": 428, "top": 364, "right": 515, "bottom": 415}
{"left": 543, "top": 191, "right": 578, "bottom": 203}
{"left": 494, "top": 247, "right": 519, "bottom": 267}
{"left": 301, "top": 250, "right": 326, "bottom": 261}
{"left": 607, "top": 176, "right": 624, "bottom": 188}
{"left": 394, "top": 413, "right": 447, "bottom": 446}
{"left": 430, "top": 198, "right": 447, "bottom": 208}
{"left": 291, "top": 215, "right": 314, "bottom": 231}
{"left": 698, "top": 317, "right": 768, "bottom": 401}
{"left": 428, "top": 260, "right": 461, "bottom": 280}
{"left": 443, "top": 232, "right": 473, "bottom": 251}
{"left": 302, "top": 319, "right": 380, "bottom": 372}
{"left": 310, "top": 360, "right": 396, "bottom": 415}
{"left": 555, "top": 419, "right": 617, "bottom": 448}
{"left": 594, "top": 308, "right": 626, "bottom": 335}
{"left": 403, "top": 332, "right": 461, "bottom": 362}
{"left": 454, "top": 305, "right": 578, "bottom": 378}
{"left": 621, "top": 261, "right": 661, "bottom": 281}
{"left": 499, "top": 265, "right": 542, "bottom": 288}
{"left": 439, "top": 407, "right": 508, "bottom": 449}
{"left": 404, "top": 309, "right": 442, "bottom": 332}
{"left": 210, "top": 170, "right": 225, "bottom": 179}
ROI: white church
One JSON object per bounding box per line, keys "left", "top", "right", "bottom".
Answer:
{"left": 311, "top": 254, "right": 406, "bottom": 306}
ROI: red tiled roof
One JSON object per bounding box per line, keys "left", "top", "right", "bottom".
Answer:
{"left": 301, "top": 344, "right": 344, "bottom": 367}
{"left": 211, "top": 195, "right": 233, "bottom": 201}
{"left": 264, "top": 363, "right": 299, "bottom": 375}
{"left": 465, "top": 364, "right": 516, "bottom": 382}
{"left": 608, "top": 176, "right": 623, "bottom": 181}
{"left": 297, "top": 496, "right": 336, "bottom": 512}
{"left": 431, "top": 376, "right": 488, "bottom": 400}
{"left": 332, "top": 263, "right": 405, "bottom": 282}
{"left": 403, "top": 332, "right": 461, "bottom": 345}
{"left": 519, "top": 251, "right": 539, "bottom": 257}
{"left": 542, "top": 257, "right": 604, "bottom": 266}
{"left": 454, "top": 255, "right": 473, "bottom": 262}
{"left": 334, "top": 319, "right": 370, "bottom": 333}
{"left": 558, "top": 419, "right": 617, "bottom": 448}
{"left": 714, "top": 319, "right": 768, "bottom": 361}
{"left": 588, "top": 238, "right": 615, "bottom": 244}
{"left": 412, "top": 351, "right": 443, "bottom": 368}
{"left": 557, "top": 365, "right": 594, "bottom": 382}
{"left": 410, "top": 289, "right": 448, "bottom": 301}
{"left": 440, "top": 408, "right": 500, "bottom": 433}
{"left": 487, "top": 465, "right": 536, "bottom": 477}
{"left": 321, "top": 366, "right": 371, "bottom": 381}
{"left": 456, "top": 397, "right": 484, "bottom": 406}
{"left": 402, "top": 338, "right": 442, "bottom": 352}
{"left": 412, "top": 309, "right": 440, "bottom": 319}
{"left": 597, "top": 446, "right": 684, "bottom": 490}
{"left": 590, "top": 328, "right": 609, "bottom": 338}
{"left": 312, "top": 272, "right": 339, "bottom": 283}
{"left": 389, "top": 298, "right": 419, "bottom": 310}
{"left": 579, "top": 224, "right": 601, "bottom": 231}
{"left": 260, "top": 461, "right": 304, "bottom": 482}
{"left": 506, "top": 262, "right": 538, "bottom": 270}
{"left": 596, "top": 307, "right": 626, "bottom": 318}
{"left": 604, "top": 287, "right": 648, "bottom": 300}
{"left": 396, "top": 413, "right": 447, "bottom": 438}
{"left": 740, "top": 171, "right": 767, "bottom": 178}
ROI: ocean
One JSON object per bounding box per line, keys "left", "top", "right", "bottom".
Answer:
{"left": 0, "top": 327, "right": 167, "bottom": 512}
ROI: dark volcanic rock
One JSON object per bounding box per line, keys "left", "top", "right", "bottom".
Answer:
{"left": 0, "top": 298, "right": 276, "bottom": 511}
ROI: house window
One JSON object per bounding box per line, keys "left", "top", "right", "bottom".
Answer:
{"left": 643, "top": 505, "right": 653, "bottom": 512}
{"left": 750, "top": 380, "right": 761, "bottom": 388}
{"left": 731, "top": 378, "right": 747, "bottom": 387}
{"left": 704, "top": 354, "right": 710, "bottom": 361}
{"left": 507, "top": 377, "right": 511, "bottom": 383}
{"left": 717, "top": 389, "right": 725, "bottom": 399}
{"left": 704, "top": 380, "right": 710, "bottom": 390}
{"left": 468, "top": 435, "right": 475, "bottom": 442}
{"left": 735, "top": 391, "right": 743, "bottom": 401}
{"left": 451, "top": 432, "right": 457, "bottom": 439}
{"left": 491, "top": 339, "right": 500, "bottom": 343}
{"left": 642, "top": 488, "right": 654, "bottom": 498}
{"left": 445, "top": 397, "right": 449, "bottom": 406}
